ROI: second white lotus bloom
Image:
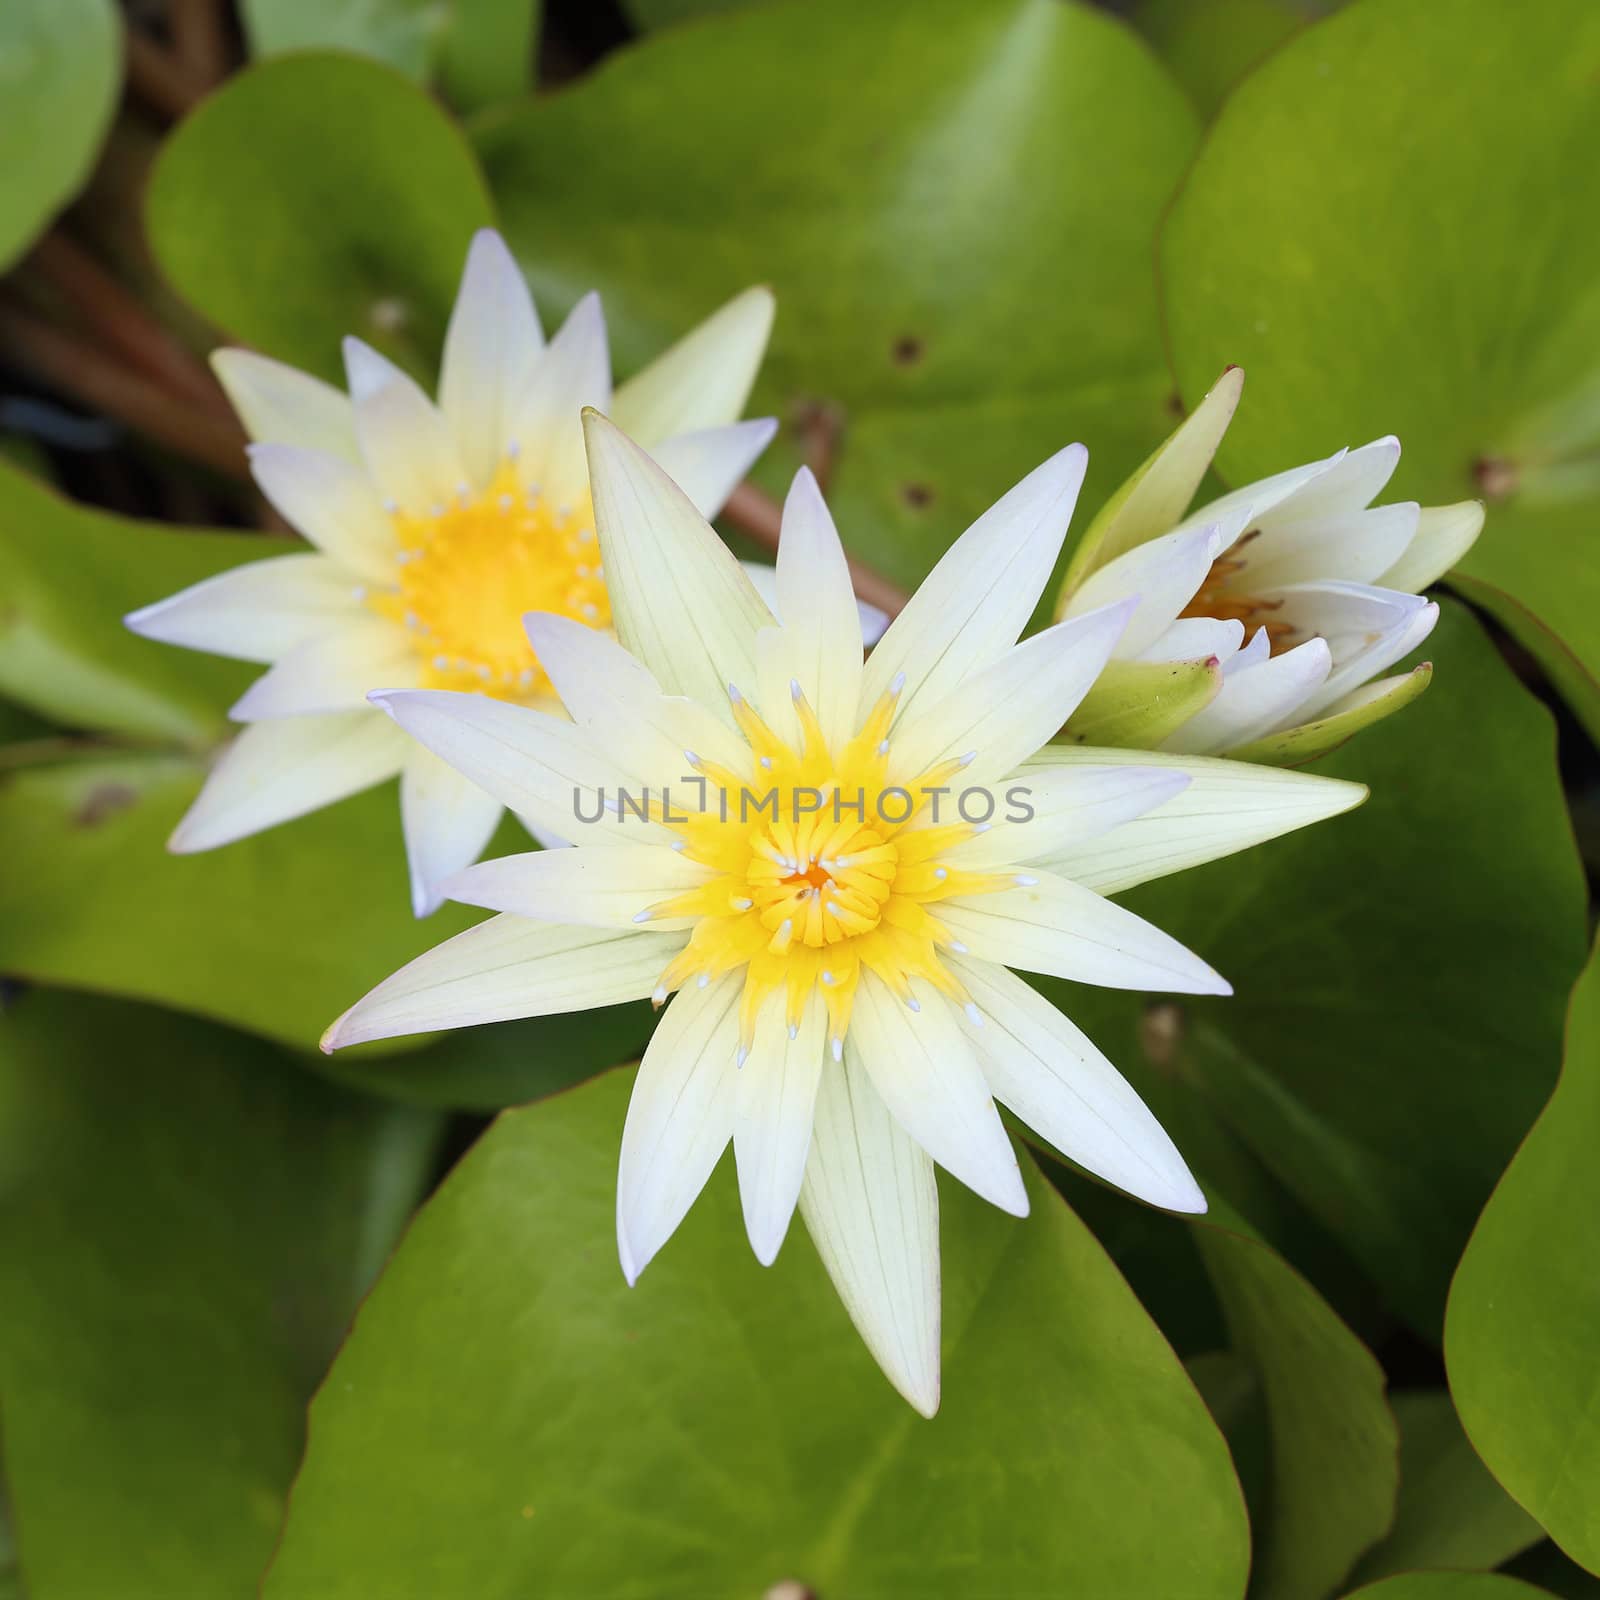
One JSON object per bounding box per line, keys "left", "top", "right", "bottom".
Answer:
{"left": 1057, "top": 368, "right": 1484, "bottom": 762}
{"left": 126, "top": 229, "right": 777, "bottom": 913}
{"left": 324, "top": 415, "right": 1366, "bottom": 1413}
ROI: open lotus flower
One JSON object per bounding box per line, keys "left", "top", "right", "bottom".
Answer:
{"left": 125, "top": 229, "right": 780, "bottom": 914}
{"left": 322, "top": 412, "right": 1366, "bottom": 1415}
{"left": 1055, "top": 368, "right": 1484, "bottom": 764}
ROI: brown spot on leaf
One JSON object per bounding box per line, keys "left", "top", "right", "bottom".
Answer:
{"left": 900, "top": 482, "right": 934, "bottom": 510}
{"left": 891, "top": 334, "right": 924, "bottom": 366}
{"left": 1140, "top": 1000, "right": 1185, "bottom": 1072}
{"left": 1166, "top": 389, "right": 1186, "bottom": 417}
{"left": 74, "top": 783, "right": 137, "bottom": 828}
{"left": 1474, "top": 455, "right": 1519, "bottom": 500}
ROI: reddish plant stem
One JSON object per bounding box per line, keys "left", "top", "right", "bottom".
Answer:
{"left": 168, "top": 0, "right": 231, "bottom": 87}
{"left": 26, "top": 232, "right": 221, "bottom": 411}
{"left": 0, "top": 302, "right": 247, "bottom": 478}
{"left": 124, "top": 29, "right": 206, "bottom": 121}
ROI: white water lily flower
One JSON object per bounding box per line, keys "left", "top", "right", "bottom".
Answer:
{"left": 1057, "top": 368, "right": 1484, "bottom": 762}
{"left": 322, "top": 413, "right": 1366, "bottom": 1415}
{"left": 125, "top": 229, "right": 778, "bottom": 914}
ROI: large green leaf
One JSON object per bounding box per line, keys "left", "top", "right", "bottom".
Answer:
{"left": 1130, "top": 0, "right": 1325, "bottom": 118}
{"left": 1160, "top": 0, "right": 1600, "bottom": 735}
{"left": 1446, "top": 935, "right": 1600, "bottom": 1577}
{"left": 0, "top": 461, "right": 260, "bottom": 745}
{"left": 263, "top": 1068, "right": 1250, "bottom": 1597}
{"left": 0, "top": 989, "right": 440, "bottom": 1600}
{"left": 1348, "top": 1391, "right": 1541, "bottom": 1585}
{"left": 1344, "top": 1579, "right": 1556, "bottom": 1600}
{"left": 1041, "top": 604, "right": 1586, "bottom": 1336}
{"left": 0, "top": 0, "right": 120, "bottom": 270}
{"left": 147, "top": 53, "right": 495, "bottom": 382}
{"left": 473, "top": 0, "right": 1198, "bottom": 608}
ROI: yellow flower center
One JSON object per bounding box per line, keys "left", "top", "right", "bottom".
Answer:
{"left": 1179, "top": 527, "right": 1297, "bottom": 654}
{"left": 370, "top": 463, "right": 610, "bottom": 700}
{"left": 638, "top": 677, "right": 1016, "bottom": 1059}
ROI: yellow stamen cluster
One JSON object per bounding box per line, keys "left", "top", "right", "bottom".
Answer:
{"left": 638, "top": 675, "right": 1015, "bottom": 1062}
{"left": 1179, "top": 528, "right": 1297, "bottom": 653}
{"left": 369, "top": 462, "right": 609, "bottom": 700}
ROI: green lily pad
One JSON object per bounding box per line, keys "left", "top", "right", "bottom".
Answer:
{"left": 1160, "top": 0, "right": 1600, "bottom": 736}
{"left": 0, "top": 460, "right": 261, "bottom": 746}
{"left": 0, "top": 0, "right": 120, "bottom": 271}
{"left": 1446, "top": 934, "right": 1600, "bottom": 1577}
{"left": 147, "top": 52, "right": 495, "bottom": 383}
{"left": 1347, "top": 1390, "right": 1542, "bottom": 1585}
{"left": 0, "top": 988, "right": 440, "bottom": 1600}
{"left": 472, "top": 0, "right": 1198, "bottom": 607}
{"left": 1041, "top": 604, "right": 1586, "bottom": 1336}
{"left": 1343, "top": 1578, "right": 1556, "bottom": 1600}
{"left": 262, "top": 1067, "right": 1250, "bottom": 1597}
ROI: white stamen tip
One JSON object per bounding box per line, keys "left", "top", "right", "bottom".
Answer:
{"left": 974, "top": 821, "right": 992, "bottom": 833}
{"left": 651, "top": 986, "right": 667, "bottom": 1004}
{"left": 632, "top": 910, "right": 652, "bottom": 924}
{"left": 671, "top": 838, "right": 687, "bottom": 852}
{"left": 683, "top": 750, "right": 701, "bottom": 768}
{"left": 582, "top": 604, "right": 599, "bottom": 620}
{"left": 433, "top": 655, "right": 450, "bottom": 670}
{"left": 506, "top": 441, "right": 522, "bottom": 461}
{"left": 732, "top": 896, "right": 753, "bottom": 911}
{"left": 831, "top": 1037, "right": 844, "bottom": 1062}
{"left": 821, "top": 970, "right": 835, "bottom": 985}
{"left": 964, "top": 1002, "right": 983, "bottom": 1027}
{"left": 790, "top": 677, "right": 803, "bottom": 702}
{"left": 728, "top": 683, "right": 744, "bottom": 704}
{"left": 876, "top": 739, "right": 889, "bottom": 756}
{"left": 787, "top": 1023, "right": 799, "bottom": 1041}
{"left": 1015, "top": 873, "right": 1038, "bottom": 887}
{"left": 736, "top": 1045, "right": 749, "bottom": 1068}
{"left": 697, "top": 973, "right": 710, "bottom": 990}
{"left": 890, "top": 671, "right": 906, "bottom": 695}
{"left": 950, "top": 940, "right": 968, "bottom": 955}
{"left": 959, "top": 750, "right": 977, "bottom": 767}
{"left": 778, "top": 919, "right": 793, "bottom": 938}
{"left": 933, "top": 866, "right": 948, "bottom": 881}
{"left": 906, "top": 997, "right": 921, "bottom": 1013}
{"left": 760, "top": 756, "right": 773, "bottom": 770}
{"left": 498, "top": 494, "right": 514, "bottom": 511}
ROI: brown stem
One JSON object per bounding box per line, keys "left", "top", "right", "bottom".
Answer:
{"left": 168, "top": 0, "right": 230, "bottom": 87}
{"left": 721, "top": 481, "right": 911, "bottom": 619}
{"left": 124, "top": 29, "right": 205, "bottom": 121}
{"left": 25, "top": 232, "right": 221, "bottom": 410}
{"left": 0, "top": 302, "right": 247, "bottom": 478}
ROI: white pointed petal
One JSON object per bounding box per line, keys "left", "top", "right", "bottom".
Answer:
{"left": 323, "top": 916, "right": 682, "bottom": 1050}
{"left": 248, "top": 444, "right": 398, "bottom": 585}
{"left": 211, "top": 348, "right": 359, "bottom": 461}
{"left": 400, "top": 745, "right": 505, "bottom": 918}
{"left": 616, "top": 972, "right": 743, "bottom": 1283}
{"left": 734, "top": 991, "right": 827, "bottom": 1265}
{"left": 650, "top": 418, "right": 778, "bottom": 517}
{"left": 767, "top": 467, "right": 864, "bottom": 748}
{"left": 1063, "top": 366, "right": 1243, "bottom": 586}
{"left": 1177, "top": 446, "right": 1347, "bottom": 539}
{"left": 1160, "top": 635, "right": 1332, "bottom": 755}
{"left": 939, "top": 870, "right": 1230, "bottom": 995}
{"left": 169, "top": 709, "right": 409, "bottom": 853}
{"left": 344, "top": 338, "right": 467, "bottom": 516}
{"left": 1296, "top": 596, "right": 1438, "bottom": 721}
{"left": 523, "top": 611, "right": 750, "bottom": 778}
{"left": 583, "top": 413, "right": 771, "bottom": 724}
{"left": 800, "top": 1048, "right": 940, "bottom": 1417}
{"left": 862, "top": 443, "right": 1087, "bottom": 729}
{"left": 953, "top": 956, "right": 1205, "bottom": 1213}
{"left": 611, "top": 286, "right": 775, "bottom": 443}
{"left": 229, "top": 617, "right": 419, "bottom": 720}
{"left": 889, "top": 599, "right": 1134, "bottom": 782}
{"left": 1377, "top": 500, "right": 1484, "bottom": 592}
{"left": 850, "top": 974, "right": 1029, "bottom": 1216}
{"left": 740, "top": 560, "right": 890, "bottom": 646}
{"left": 444, "top": 841, "right": 710, "bottom": 927}
{"left": 1277, "top": 435, "right": 1401, "bottom": 518}
{"left": 506, "top": 291, "right": 611, "bottom": 508}
{"left": 952, "top": 764, "right": 1191, "bottom": 870}
{"left": 1138, "top": 616, "right": 1246, "bottom": 663}
{"left": 372, "top": 687, "right": 666, "bottom": 845}
{"left": 439, "top": 229, "right": 544, "bottom": 487}
{"left": 1062, "top": 521, "right": 1226, "bottom": 658}
{"left": 1237, "top": 499, "right": 1420, "bottom": 591}
{"left": 124, "top": 553, "right": 365, "bottom": 665}
{"left": 1017, "top": 744, "right": 1367, "bottom": 894}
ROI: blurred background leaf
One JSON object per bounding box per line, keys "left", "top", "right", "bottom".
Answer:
{"left": 0, "top": 988, "right": 441, "bottom": 1599}
{"left": 261, "top": 1067, "right": 1251, "bottom": 1598}
{"left": 0, "top": 0, "right": 121, "bottom": 272}
{"left": 1160, "top": 0, "right": 1600, "bottom": 738}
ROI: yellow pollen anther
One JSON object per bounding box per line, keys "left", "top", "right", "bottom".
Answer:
{"left": 368, "top": 462, "right": 608, "bottom": 699}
